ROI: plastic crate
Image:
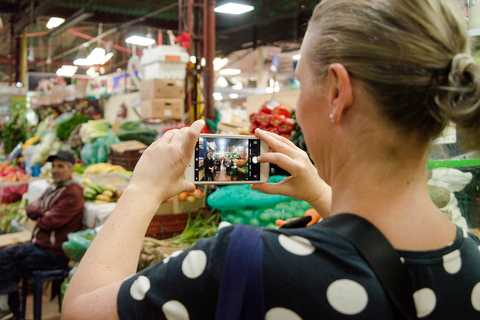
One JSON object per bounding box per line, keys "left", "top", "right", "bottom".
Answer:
{"left": 111, "top": 149, "right": 144, "bottom": 171}
{"left": 146, "top": 211, "right": 202, "bottom": 240}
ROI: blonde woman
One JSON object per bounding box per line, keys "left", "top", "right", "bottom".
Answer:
{"left": 62, "top": 0, "right": 480, "bottom": 318}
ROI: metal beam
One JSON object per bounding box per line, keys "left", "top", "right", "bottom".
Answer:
{"left": 50, "top": 2, "right": 178, "bottom": 62}
{"left": 47, "top": 9, "right": 94, "bottom": 38}
{"left": 13, "top": 0, "right": 57, "bottom": 35}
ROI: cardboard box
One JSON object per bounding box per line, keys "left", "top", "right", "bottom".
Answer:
{"left": 140, "top": 79, "right": 185, "bottom": 99}
{"left": 141, "top": 98, "right": 184, "bottom": 120}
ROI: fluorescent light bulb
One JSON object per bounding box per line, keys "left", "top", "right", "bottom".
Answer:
{"left": 125, "top": 35, "right": 156, "bottom": 46}
{"left": 56, "top": 65, "right": 78, "bottom": 77}
{"left": 46, "top": 17, "right": 65, "bottom": 29}
{"left": 86, "top": 67, "right": 100, "bottom": 78}
{"left": 213, "top": 92, "right": 223, "bottom": 101}
{"left": 214, "top": 3, "right": 254, "bottom": 14}
{"left": 73, "top": 58, "right": 92, "bottom": 66}
{"left": 219, "top": 68, "right": 241, "bottom": 75}
{"left": 87, "top": 48, "right": 106, "bottom": 64}
{"left": 214, "top": 57, "right": 229, "bottom": 71}
{"left": 229, "top": 93, "right": 239, "bottom": 99}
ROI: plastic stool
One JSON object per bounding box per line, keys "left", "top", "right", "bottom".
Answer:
{"left": 21, "top": 268, "right": 71, "bottom": 320}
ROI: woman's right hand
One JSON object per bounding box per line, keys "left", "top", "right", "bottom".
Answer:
{"left": 251, "top": 129, "right": 332, "bottom": 217}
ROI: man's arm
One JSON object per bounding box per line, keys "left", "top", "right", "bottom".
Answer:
{"left": 35, "top": 188, "right": 84, "bottom": 231}
{"left": 26, "top": 199, "right": 46, "bottom": 220}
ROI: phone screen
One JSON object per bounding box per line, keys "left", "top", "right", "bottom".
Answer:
{"left": 193, "top": 136, "right": 262, "bottom": 182}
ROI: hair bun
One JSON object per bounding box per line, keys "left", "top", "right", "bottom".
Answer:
{"left": 436, "top": 53, "right": 480, "bottom": 149}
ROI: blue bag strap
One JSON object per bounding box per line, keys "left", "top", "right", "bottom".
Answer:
{"left": 215, "top": 224, "right": 265, "bottom": 320}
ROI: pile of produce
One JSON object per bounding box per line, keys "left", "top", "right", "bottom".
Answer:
{"left": 30, "top": 132, "right": 62, "bottom": 165}
{"left": 207, "top": 175, "right": 312, "bottom": 227}
{"left": 83, "top": 183, "right": 119, "bottom": 204}
{"left": 68, "top": 124, "right": 84, "bottom": 151}
{"left": 138, "top": 210, "right": 220, "bottom": 271}
{"left": 221, "top": 200, "right": 312, "bottom": 227}
{"left": 167, "top": 188, "right": 204, "bottom": 203}
{"left": 80, "top": 119, "right": 111, "bottom": 143}
{"left": 0, "top": 161, "right": 29, "bottom": 183}
{"left": 249, "top": 103, "right": 295, "bottom": 138}
{"left": 2, "top": 115, "right": 28, "bottom": 155}
{"left": 56, "top": 114, "right": 89, "bottom": 141}
{"left": 117, "top": 121, "right": 158, "bottom": 146}
{"left": 83, "top": 163, "right": 127, "bottom": 175}
{"left": 0, "top": 199, "right": 28, "bottom": 234}
{"left": 289, "top": 110, "right": 308, "bottom": 154}
{"left": 0, "top": 161, "right": 29, "bottom": 204}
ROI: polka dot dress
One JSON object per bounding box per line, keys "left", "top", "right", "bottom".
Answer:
{"left": 118, "top": 224, "right": 480, "bottom": 319}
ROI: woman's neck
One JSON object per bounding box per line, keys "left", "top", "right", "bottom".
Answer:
{"left": 328, "top": 141, "right": 456, "bottom": 250}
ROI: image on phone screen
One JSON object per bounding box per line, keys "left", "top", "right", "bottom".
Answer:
{"left": 194, "top": 137, "right": 262, "bottom": 182}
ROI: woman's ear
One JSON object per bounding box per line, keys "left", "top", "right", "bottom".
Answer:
{"left": 328, "top": 63, "right": 353, "bottom": 123}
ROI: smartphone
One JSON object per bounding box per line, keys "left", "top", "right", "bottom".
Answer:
{"left": 185, "top": 134, "right": 269, "bottom": 184}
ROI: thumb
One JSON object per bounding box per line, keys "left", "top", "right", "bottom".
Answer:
{"left": 182, "top": 180, "right": 197, "bottom": 194}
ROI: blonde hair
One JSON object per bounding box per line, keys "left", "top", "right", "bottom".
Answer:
{"left": 306, "top": 0, "right": 480, "bottom": 149}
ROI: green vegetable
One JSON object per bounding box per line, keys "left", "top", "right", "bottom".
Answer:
{"left": 56, "top": 114, "right": 89, "bottom": 141}
{"left": 2, "top": 115, "right": 27, "bottom": 155}
{"left": 116, "top": 121, "right": 158, "bottom": 146}
{"left": 80, "top": 120, "right": 111, "bottom": 143}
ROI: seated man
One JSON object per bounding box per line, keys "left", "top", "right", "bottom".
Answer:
{"left": 0, "top": 151, "right": 84, "bottom": 320}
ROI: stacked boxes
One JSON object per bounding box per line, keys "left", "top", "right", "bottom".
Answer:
{"left": 140, "top": 79, "right": 185, "bottom": 120}
{"left": 139, "top": 45, "right": 189, "bottom": 120}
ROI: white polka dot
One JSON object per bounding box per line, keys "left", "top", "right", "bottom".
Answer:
{"left": 463, "top": 228, "right": 469, "bottom": 238}
{"left": 265, "top": 307, "right": 302, "bottom": 320}
{"left": 162, "top": 300, "right": 190, "bottom": 320}
{"left": 400, "top": 257, "right": 405, "bottom": 264}
{"left": 471, "top": 282, "right": 480, "bottom": 311}
{"left": 163, "top": 250, "right": 184, "bottom": 264}
{"left": 326, "top": 279, "right": 368, "bottom": 315}
{"left": 218, "top": 221, "right": 232, "bottom": 230}
{"left": 181, "top": 250, "right": 207, "bottom": 279}
{"left": 443, "top": 249, "right": 462, "bottom": 274}
{"left": 477, "top": 245, "right": 480, "bottom": 253}
{"left": 130, "top": 276, "right": 151, "bottom": 300}
{"left": 278, "top": 234, "right": 315, "bottom": 256}
{"left": 413, "top": 288, "right": 436, "bottom": 318}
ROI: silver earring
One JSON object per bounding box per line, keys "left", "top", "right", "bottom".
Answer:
{"left": 329, "top": 114, "right": 334, "bottom": 123}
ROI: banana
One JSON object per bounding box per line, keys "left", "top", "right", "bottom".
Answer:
{"left": 94, "top": 200, "right": 110, "bottom": 205}
{"left": 104, "top": 184, "right": 117, "bottom": 193}
{"left": 102, "top": 190, "right": 114, "bottom": 198}
{"left": 83, "top": 187, "right": 97, "bottom": 198}
{"left": 96, "top": 194, "right": 111, "bottom": 202}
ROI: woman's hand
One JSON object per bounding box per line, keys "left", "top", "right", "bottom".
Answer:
{"left": 128, "top": 120, "right": 205, "bottom": 203}
{"left": 251, "top": 129, "right": 332, "bottom": 217}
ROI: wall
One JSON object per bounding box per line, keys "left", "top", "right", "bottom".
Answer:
{"left": 245, "top": 90, "right": 299, "bottom": 114}
{"left": 103, "top": 92, "right": 142, "bottom": 124}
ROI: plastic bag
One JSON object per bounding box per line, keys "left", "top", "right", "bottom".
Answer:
{"left": 80, "top": 130, "right": 120, "bottom": 165}
{"left": 0, "top": 185, "right": 28, "bottom": 204}
{"left": 62, "top": 229, "right": 96, "bottom": 262}
{"left": 207, "top": 175, "right": 311, "bottom": 227}
{"left": 207, "top": 175, "right": 294, "bottom": 211}
{"left": 428, "top": 168, "right": 472, "bottom": 230}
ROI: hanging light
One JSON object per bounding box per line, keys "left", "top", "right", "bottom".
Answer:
{"left": 219, "top": 68, "right": 241, "bottom": 75}
{"left": 125, "top": 35, "right": 156, "bottom": 46}
{"left": 214, "top": 3, "right": 254, "bottom": 14}
{"left": 46, "top": 17, "right": 65, "bottom": 29}
{"left": 56, "top": 65, "right": 78, "bottom": 77}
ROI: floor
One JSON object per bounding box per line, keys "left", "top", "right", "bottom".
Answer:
{"left": 24, "top": 294, "right": 62, "bottom": 320}
{"left": 1, "top": 294, "right": 62, "bottom": 320}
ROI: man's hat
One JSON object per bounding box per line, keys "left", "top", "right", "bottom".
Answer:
{"left": 47, "top": 150, "right": 75, "bottom": 165}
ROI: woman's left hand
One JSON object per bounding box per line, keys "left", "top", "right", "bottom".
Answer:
{"left": 128, "top": 120, "right": 205, "bottom": 203}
